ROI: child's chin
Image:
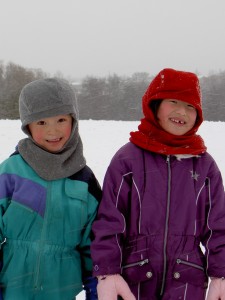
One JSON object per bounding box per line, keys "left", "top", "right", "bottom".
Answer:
{"left": 43, "top": 145, "right": 63, "bottom": 153}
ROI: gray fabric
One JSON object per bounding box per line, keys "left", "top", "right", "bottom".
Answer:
{"left": 18, "top": 78, "right": 86, "bottom": 180}
{"left": 19, "top": 78, "right": 79, "bottom": 135}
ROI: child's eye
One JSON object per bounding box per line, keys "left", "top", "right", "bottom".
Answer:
{"left": 187, "top": 104, "right": 195, "bottom": 109}
{"left": 58, "top": 118, "right": 67, "bottom": 123}
{"left": 37, "top": 120, "right": 46, "bottom": 125}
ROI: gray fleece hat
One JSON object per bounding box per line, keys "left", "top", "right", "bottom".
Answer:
{"left": 19, "top": 78, "right": 78, "bottom": 134}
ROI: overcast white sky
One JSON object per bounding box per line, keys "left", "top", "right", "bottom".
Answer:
{"left": 1, "top": 0, "right": 225, "bottom": 80}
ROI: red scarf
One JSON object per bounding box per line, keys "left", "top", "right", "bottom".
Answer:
{"left": 130, "top": 117, "right": 206, "bottom": 155}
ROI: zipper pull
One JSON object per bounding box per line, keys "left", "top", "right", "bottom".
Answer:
{"left": 166, "top": 155, "right": 170, "bottom": 163}
{"left": 139, "top": 258, "right": 149, "bottom": 266}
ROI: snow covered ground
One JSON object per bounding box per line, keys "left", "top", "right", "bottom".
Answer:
{"left": 0, "top": 119, "right": 224, "bottom": 299}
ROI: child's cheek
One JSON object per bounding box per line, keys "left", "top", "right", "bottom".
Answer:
{"left": 32, "top": 130, "right": 44, "bottom": 144}
{"left": 65, "top": 126, "right": 72, "bottom": 139}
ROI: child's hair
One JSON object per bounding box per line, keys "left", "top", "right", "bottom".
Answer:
{"left": 149, "top": 99, "right": 162, "bottom": 120}
{"left": 19, "top": 78, "right": 78, "bottom": 135}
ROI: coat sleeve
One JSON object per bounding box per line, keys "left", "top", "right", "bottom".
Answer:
{"left": 91, "top": 155, "right": 131, "bottom": 277}
{"left": 201, "top": 158, "right": 225, "bottom": 278}
{"left": 78, "top": 171, "right": 101, "bottom": 279}
{"left": 0, "top": 162, "right": 13, "bottom": 300}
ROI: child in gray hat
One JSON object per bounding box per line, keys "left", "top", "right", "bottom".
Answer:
{"left": 0, "top": 78, "right": 101, "bottom": 300}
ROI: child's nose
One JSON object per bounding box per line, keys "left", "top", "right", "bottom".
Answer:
{"left": 176, "top": 104, "right": 186, "bottom": 115}
{"left": 47, "top": 125, "right": 58, "bottom": 134}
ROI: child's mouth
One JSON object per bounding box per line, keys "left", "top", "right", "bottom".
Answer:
{"left": 170, "top": 118, "right": 185, "bottom": 125}
{"left": 47, "top": 138, "right": 62, "bottom": 143}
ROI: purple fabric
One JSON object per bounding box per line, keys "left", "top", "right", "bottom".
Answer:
{"left": 91, "top": 142, "right": 225, "bottom": 299}
{"left": 0, "top": 174, "right": 46, "bottom": 217}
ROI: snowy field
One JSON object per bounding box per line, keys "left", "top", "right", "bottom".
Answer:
{"left": 0, "top": 119, "right": 225, "bottom": 299}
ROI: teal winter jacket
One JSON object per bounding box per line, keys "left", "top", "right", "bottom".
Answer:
{"left": 0, "top": 152, "right": 101, "bottom": 300}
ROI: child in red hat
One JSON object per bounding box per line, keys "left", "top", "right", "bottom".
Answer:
{"left": 91, "top": 68, "right": 225, "bottom": 299}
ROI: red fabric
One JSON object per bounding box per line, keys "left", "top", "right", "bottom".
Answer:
{"left": 130, "top": 68, "right": 207, "bottom": 155}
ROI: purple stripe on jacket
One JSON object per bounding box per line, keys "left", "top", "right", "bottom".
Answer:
{"left": 0, "top": 174, "right": 46, "bottom": 217}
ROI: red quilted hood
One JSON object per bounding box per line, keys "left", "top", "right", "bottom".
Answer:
{"left": 142, "top": 68, "right": 203, "bottom": 132}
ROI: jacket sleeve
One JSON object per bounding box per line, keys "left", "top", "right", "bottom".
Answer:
{"left": 0, "top": 165, "right": 14, "bottom": 243}
{"left": 91, "top": 155, "right": 131, "bottom": 277}
{"left": 78, "top": 171, "right": 101, "bottom": 280}
{"left": 201, "top": 158, "right": 225, "bottom": 278}
{"left": 0, "top": 163, "right": 13, "bottom": 299}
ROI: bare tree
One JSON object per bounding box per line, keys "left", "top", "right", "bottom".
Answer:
{"left": 0, "top": 62, "right": 47, "bottom": 119}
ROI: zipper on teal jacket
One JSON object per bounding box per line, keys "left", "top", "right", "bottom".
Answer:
{"left": 34, "top": 181, "right": 51, "bottom": 290}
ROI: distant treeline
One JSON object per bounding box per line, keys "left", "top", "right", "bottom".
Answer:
{"left": 0, "top": 60, "right": 225, "bottom": 121}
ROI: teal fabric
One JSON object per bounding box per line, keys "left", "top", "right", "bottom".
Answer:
{"left": 0, "top": 154, "right": 100, "bottom": 300}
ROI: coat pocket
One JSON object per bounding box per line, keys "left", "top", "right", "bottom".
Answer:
{"left": 172, "top": 258, "right": 208, "bottom": 289}
{"left": 122, "top": 253, "right": 153, "bottom": 285}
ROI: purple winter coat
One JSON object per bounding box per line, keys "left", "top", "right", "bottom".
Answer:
{"left": 91, "top": 142, "right": 225, "bottom": 300}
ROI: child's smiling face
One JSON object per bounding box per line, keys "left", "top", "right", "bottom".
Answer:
{"left": 28, "top": 114, "right": 73, "bottom": 152}
{"left": 157, "top": 99, "right": 197, "bottom": 136}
